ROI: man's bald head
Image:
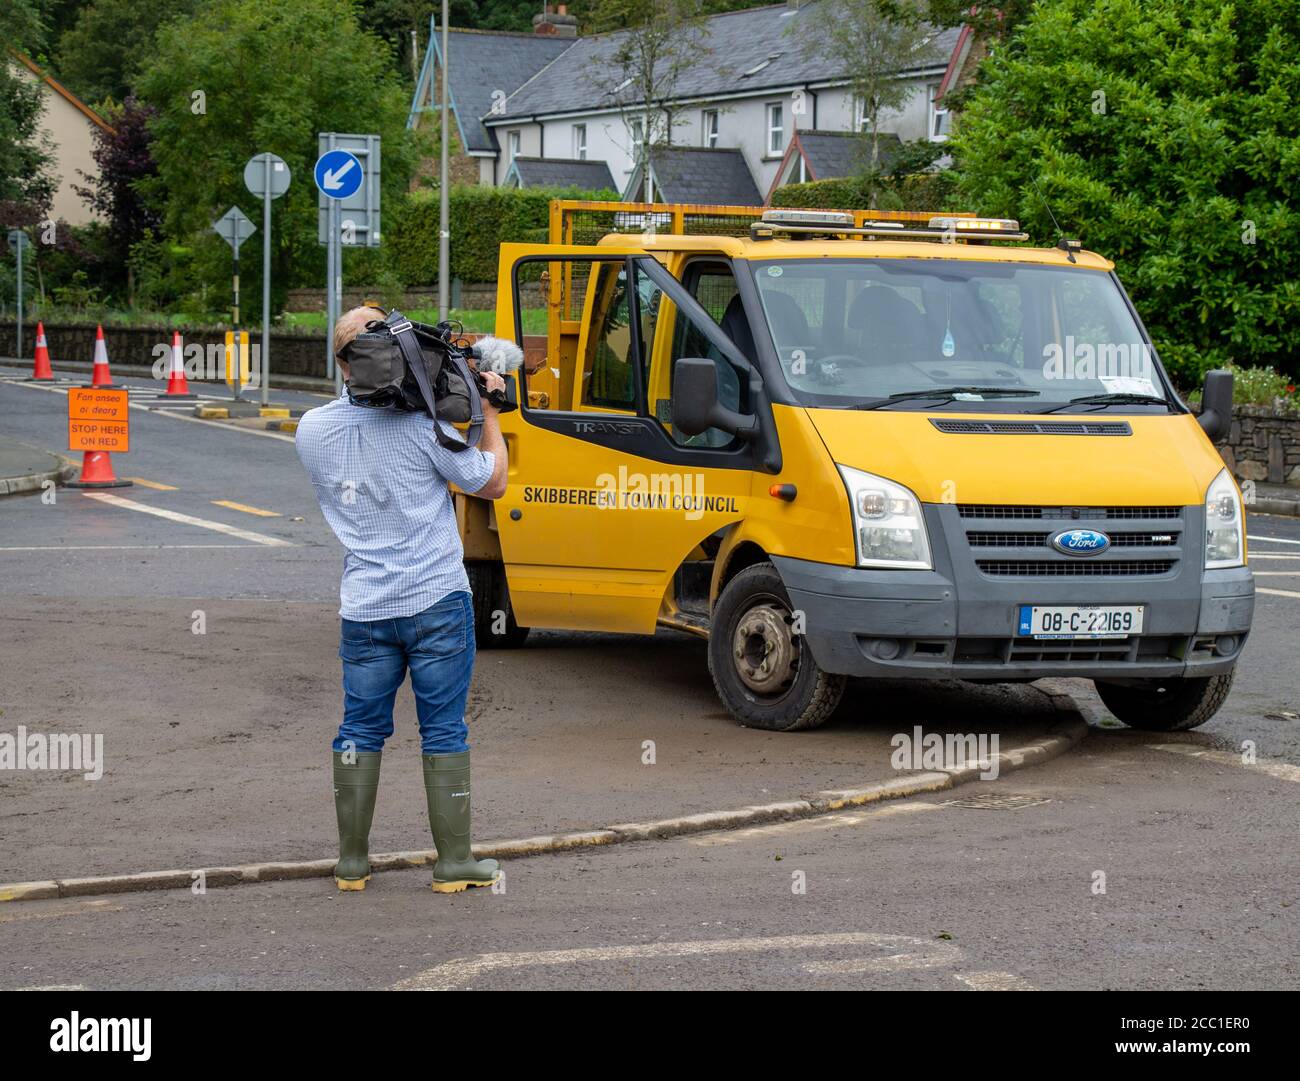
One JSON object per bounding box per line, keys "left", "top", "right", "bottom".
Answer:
{"left": 333, "top": 306, "right": 387, "bottom": 378}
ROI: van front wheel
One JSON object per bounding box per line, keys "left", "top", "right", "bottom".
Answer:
{"left": 1093, "top": 671, "right": 1234, "bottom": 731}
{"left": 709, "top": 562, "right": 845, "bottom": 731}
{"left": 465, "top": 561, "right": 530, "bottom": 649}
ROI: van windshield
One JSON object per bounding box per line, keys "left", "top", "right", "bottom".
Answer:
{"left": 750, "top": 258, "right": 1173, "bottom": 413}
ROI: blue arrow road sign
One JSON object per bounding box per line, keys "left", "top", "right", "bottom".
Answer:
{"left": 314, "top": 149, "right": 363, "bottom": 200}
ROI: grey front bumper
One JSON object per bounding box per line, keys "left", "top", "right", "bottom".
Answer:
{"left": 773, "top": 506, "right": 1254, "bottom": 681}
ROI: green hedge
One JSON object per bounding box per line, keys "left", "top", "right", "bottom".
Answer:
{"left": 387, "top": 184, "right": 616, "bottom": 285}
{"left": 770, "top": 173, "right": 960, "bottom": 213}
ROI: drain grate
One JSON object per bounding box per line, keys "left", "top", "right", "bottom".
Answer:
{"left": 943, "top": 793, "right": 1052, "bottom": 810}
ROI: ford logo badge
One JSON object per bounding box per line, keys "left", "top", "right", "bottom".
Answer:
{"left": 1051, "top": 528, "right": 1111, "bottom": 556}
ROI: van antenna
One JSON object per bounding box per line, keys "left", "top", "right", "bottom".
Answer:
{"left": 1031, "top": 175, "right": 1078, "bottom": 262}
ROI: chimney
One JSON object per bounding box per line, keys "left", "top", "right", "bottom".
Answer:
{"left": 533, "top": 3, "right": 578, "bottom": 37}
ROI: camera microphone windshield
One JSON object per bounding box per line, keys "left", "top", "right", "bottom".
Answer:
{"left": 470, "top": 336, "right": 524, "bottom": 375}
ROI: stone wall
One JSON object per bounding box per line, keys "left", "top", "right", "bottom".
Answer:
{"left": 1, "top": 319, "right": 545, "bottom": 382}
{"left": 283, "top": 282, "right": 498, "bottom": 313}
{"left": 1215, "top": 405, "right": 1300, "bottom": 485}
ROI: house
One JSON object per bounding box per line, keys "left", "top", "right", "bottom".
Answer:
{"left": 412, "top": 1, "right": 963, "bottom": 206}
{"left": 6, "top": 51, "right": 112, "bottom": 225}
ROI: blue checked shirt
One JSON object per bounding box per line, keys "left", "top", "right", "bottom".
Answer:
{"left": 295, "top": 394, "right": 495, "bottom": 621}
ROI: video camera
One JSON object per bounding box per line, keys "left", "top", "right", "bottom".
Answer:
{"left": 341, "top": 309, "right": 522, "bottom": 452}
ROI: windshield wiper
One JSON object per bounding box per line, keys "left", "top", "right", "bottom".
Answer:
{"left": 1036, "top": 392, "right": 1172, "bottom": 414}
{"left": 851, "top": 386, "right": 1041, "bottom": 411}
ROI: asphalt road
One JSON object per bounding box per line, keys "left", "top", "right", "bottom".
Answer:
{"left": 1, "top": 741, "right": 1295, "bottom": 991}
{"left": 0, "top": 372, "right": 1297, "bottom": 989}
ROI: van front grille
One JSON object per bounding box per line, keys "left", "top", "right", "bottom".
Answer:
{"left": 967, "top": 531, "right": 1180, "bottom": 548}
{"left": 976, "top": 559, "right": 1177, "bottom": 577}
{"left": 957, "top": 504, "right": 1181, "bottom": 520}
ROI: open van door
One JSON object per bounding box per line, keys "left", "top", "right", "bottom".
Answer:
{"left": 490, "top": 243, "right": 759, "bottom": 634}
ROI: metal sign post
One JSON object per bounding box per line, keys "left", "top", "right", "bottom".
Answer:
{"left": 211, "top": 207, "right": 256, "bottom": 400}
{"left": 317, "top": 133, "right": 381, "bottom": 396}
{"left": 8, "top": 230, "right": 28, "bottom": 361}
{"left": 243, "top": 152, "right": 291, "bottom": 407}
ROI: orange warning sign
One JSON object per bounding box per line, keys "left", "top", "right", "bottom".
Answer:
{"left": 68, "top": 387, "right": 130, "bottom": 453}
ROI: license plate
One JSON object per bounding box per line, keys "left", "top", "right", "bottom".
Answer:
{"left": 1017, "top": 604, "right": 1144, "bottom": 639}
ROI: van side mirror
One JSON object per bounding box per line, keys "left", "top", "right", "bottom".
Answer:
{"left": 1198, "top": 369, "right": 1233, "bottom": 442}
{"left": 671, "top": 357, "right": 757, "bottom": 439}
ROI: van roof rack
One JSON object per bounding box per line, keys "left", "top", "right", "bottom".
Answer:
{"left": 751, "top": 209, "right": 1029, "bottom": 243}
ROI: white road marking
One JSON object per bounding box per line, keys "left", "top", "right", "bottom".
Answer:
{"left": 1251, "top": 571, "right": 1300, "bottom": 577}
{"left": 393, "top": 931, "right": 970, "bottom": 991}
{"left": 1248, "top": 535, "right": 1300, "bottom": 545}
{"left": 0, "top": 544, "right": 267, "bottom": 551}
{"left": 689, "top": 801, "right": 943, "bottom": 846}
{"left": 1150, "top": 743, "right": 1300, "bottom": 783}
{"left": 955, "top": 971, "right": 1037, "bottom": 991}
{"left": 1246, "top": 553, "right": 1300, "bottom": 559}
{"left": 1257, "top": 587, "right": 1300, "bottom": 599}
{"left": 80, "top": 492, "right": 292, "bottom": 546}
{"left": 1, "top": 376, "right": 297, "bottom": 443}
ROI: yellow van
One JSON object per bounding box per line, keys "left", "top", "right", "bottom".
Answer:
{"left": 459, "top": 202, "right": 1253, "bottom": 733}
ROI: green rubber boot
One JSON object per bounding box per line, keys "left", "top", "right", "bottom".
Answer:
{"left": 422, "top": 751, "right": 500, "bottom": 893}
{"left": 333, "top": 750, "right": 382, "bottom": 890}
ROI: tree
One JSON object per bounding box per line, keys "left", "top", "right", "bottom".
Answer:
{"left": 73, "top": 97, "right": 161, "bottom": 306}
{"left": 807, "top": 0, "right": 932, "bottom": 206}
{"left": 55, "top": 0, "right": 200, "bottom": 106}
{"left": 584, "top": 0, "right": 713, "bottom": 202}
{"left": 0, "top": 0, "right": 57, "bottom": 230}
{"left": 949, "top": 0, "right": 1300, "bottom": 385}
{"left": 134, "top": 0, "right": 420, "bottom": 311}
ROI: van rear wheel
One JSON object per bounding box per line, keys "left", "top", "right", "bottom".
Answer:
{"left": 465, "top": 561, "right": 530, "bottom": 649}
{"left": 709, "top": 562, "right": 845, "bottom": 731}
{"left": 1093, "top": 671, "right": 1234, "bottom": 731}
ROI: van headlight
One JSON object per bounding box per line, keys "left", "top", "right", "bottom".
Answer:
{"left": 1205, "top": 468, "right": 1245, "bottom": 569}
{"left": 837, "top": 465, "right": 932, "bottom": 569}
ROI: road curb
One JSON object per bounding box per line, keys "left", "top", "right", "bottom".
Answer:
{"left": 1253, "top": 496, "right": 1300, "bottom": 518}
{"left": 0, "top": 712, "right": 1088, "bottom": 904}
{"left": 0, "top": 453, "right": 78, "bottom": 498}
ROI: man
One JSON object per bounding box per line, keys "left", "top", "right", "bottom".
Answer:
{"left": 295, "top": 305, "right": 508, "bottom": 894}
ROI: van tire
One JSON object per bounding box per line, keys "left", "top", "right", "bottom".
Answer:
{"left": 1093, "top": 671, "right": 1234, "bottom": 731}
{"left": 709, "top": 562, "right": 845, "bottom": 731}
{"left": 466, "top": 561, "right": 530, "bottom": 649}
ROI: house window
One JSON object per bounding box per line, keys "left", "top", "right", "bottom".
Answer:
{"left": 766, "top": 102, "right": 784, "bottom": 156}
{"left": 573, "top": 124, "right": 587, "bottom": 160}
{"left": 701, "top": 110, "right": 719, "bottom": 149}
{"left": 929, "top": 85, "right": 951, "bottom": 141}
{"left": 630, "top": 117, "right": 644, "bottom": 150}
{"left": 507, "top": 129, "right": 521, "bottom": 163}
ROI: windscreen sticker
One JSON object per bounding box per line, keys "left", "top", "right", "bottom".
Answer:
{"left": 1099, "top": 375, "right": 1159, "bottom": 396}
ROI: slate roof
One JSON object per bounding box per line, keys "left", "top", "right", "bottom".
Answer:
{"left": 625, "top": 147, "right": 762, "bottom": 207}
{"left": 487, "top": 2, "right": 959, "bottom": 124}
{"left": 799, "top": 129, "right": 903, "bottom": 179}
{"left": 431, "top": 30, "right": 574, "bottom": 153}
{"left": 507, "top": 156, "right": 617, "bottom": 192}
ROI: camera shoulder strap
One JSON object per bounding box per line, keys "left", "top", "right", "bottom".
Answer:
{"left": 384, "top": 310, "right": 484, "bottom": 452}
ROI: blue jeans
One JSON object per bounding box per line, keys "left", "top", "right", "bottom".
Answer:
{"left": 335, "top": 591, "right": 475, "bottom": 755}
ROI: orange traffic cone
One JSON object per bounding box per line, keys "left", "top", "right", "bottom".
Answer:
{"left": 28, "top": 321, "right": 54, "bottom": 380}
{"left": 90, "top": 325, "right": 120, "bottom": 388}
{"left": 64, "top": 450, "right": 132, "bottom": 489}
{"left": 164, "top": 330, "right": 194, "bottom": 397}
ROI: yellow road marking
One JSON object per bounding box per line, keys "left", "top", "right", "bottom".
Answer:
{"left": 1150, "top": 743, "right": 1300, "bottom": 783}
{"left": 688, "top": 800, "right": 943, "bottom": 846}
{"left": 954, "top": 971, "right": 1037, "bottom": 991}
{"left": 126, "top": 477, "right": 177, "bottom": 490}
{"left": 1258, "top": 587, "right": 1300, "bottom": 599}
{"left": 210, "top": 499, "right": 280, "bottom": 518}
